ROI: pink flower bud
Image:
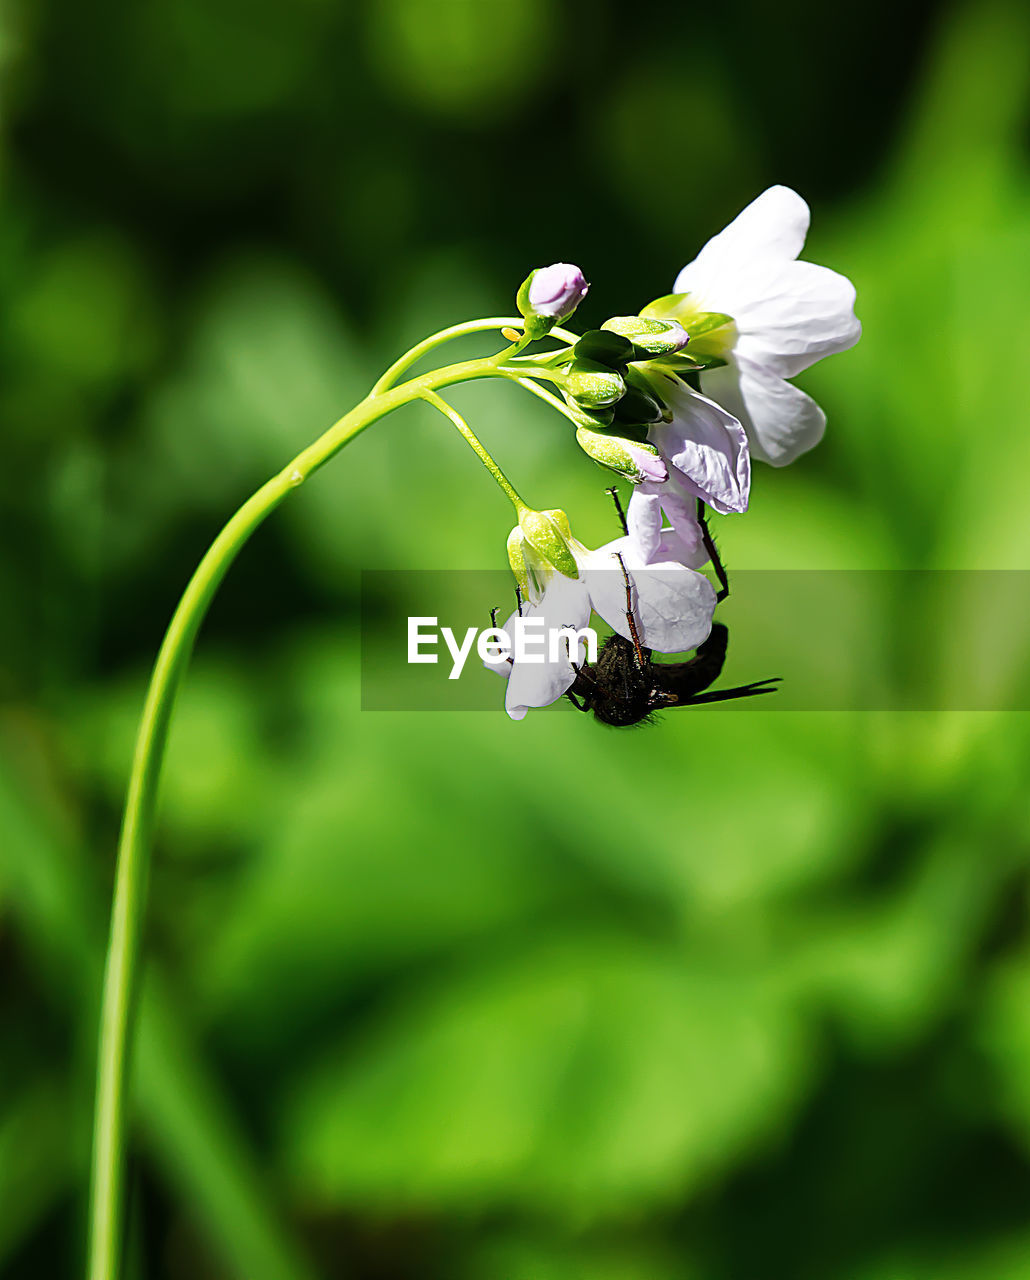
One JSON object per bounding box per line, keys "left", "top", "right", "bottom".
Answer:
{"left": 527, "top": 263, "right": 589, "bottom": 320}
{"left": 625, "top": 442, "right": 668, "bottom": 484}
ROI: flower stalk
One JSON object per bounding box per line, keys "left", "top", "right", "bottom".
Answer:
{"left": 87, "top": 328, "right": 560, "bottom": 1280}
{"left": 419, "top": 389, "right": 524, "bottom": 508}
{"left": 88, "top": 204, "right": 861, "bottom": 1268}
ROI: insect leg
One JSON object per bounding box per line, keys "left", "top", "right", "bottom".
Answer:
{"left": 606, "top": 486, "right": 629, "bottom": 536}
{"left": 489, "top": 605, "right": 514, "bottom": 667}
{"left": 565, "top": 658, "right": 595, "bottom": 712}
{"left": 614, "top": 551, "right": 648, "bottom": 668}
{"left": 696, "top": 498, "right": 729, "bottom": 602}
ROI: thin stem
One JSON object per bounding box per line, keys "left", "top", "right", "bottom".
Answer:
{"left": 502, "top": 373, "right": 603, "bottom": 436}
{"left": 419, "top": 389, "right": 523, "bottom": 508}
{"left": 87, "top": 347, "right": 524, "bottom": 1280}
{"left": 370, "top": 317, "right": 580, "bottom": 396}
{"left": 505, "top": 373, "right": 576, "bottom": 419}
{"left": 503, "top": 346, "right": 574, "bottom": 370}
{"left": 371, "top": 317, "right": 521, "bottom": 396}
{"left": 496, "top": 365, "right": 565, "bottom": 389}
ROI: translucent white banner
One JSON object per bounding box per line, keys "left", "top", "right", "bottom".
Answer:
{"left": 360, "top": 570, "right": 1030, "bottom": 713}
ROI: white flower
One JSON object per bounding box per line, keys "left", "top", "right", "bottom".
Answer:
{"left": 641, "top": 371, "right": 750, "bottom": 515}
{"left": 657, "top": 185, "right": 860, "bottom": 466}
{"left": 488, "top": 532, "right": 717, "bottom": 721}
{"left": 625, "top": 474, "right": 708, "bottom": 568}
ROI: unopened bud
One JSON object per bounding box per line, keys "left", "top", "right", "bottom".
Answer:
{"left": 573, "top": 328, "right": 635, "bottom": 369}
{"left": 613, "top": 384, "right": 664, "bottom": 425}
{"left": 640, "top": 295, "right": 735, "bottom": 361}
{"left": 575, "top": 427, "right": 667, "bottom": 484}
{"left": 517, "top": 263, "right": 589, "bottom": 337}
{"left": 517, "top": 506, "right": 578, "bottom": 580}
{"left": 562, "top": 358, "right": 625, "bottom": 410}
{"left": 602, "top": 315, "right": 691, "bottom": 357}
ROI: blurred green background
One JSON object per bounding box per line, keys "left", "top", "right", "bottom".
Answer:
{"left": 3, "top": 0, "right": 1030, "bottom": 1276}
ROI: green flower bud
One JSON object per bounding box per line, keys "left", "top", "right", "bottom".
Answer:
{"left": 575, "top": 427, "right": 667, "bottom": 484}
{"left": 572, "top": 328, "right": 635, "bottom": 369}
{"left": 559, "top": 398, "right": 616, "bottom": 431}
{"left": 562, "top": 358, "right": 625, "bottom": 410}
{"left": 640, "top": 294, "right": 735, "bottom": 363}
{"left": 517, "top": 506, "right": 578, "bottom": 580}
{"left": 613, "top": 383, "right": 664, "bottom": 425}
{"left": 601, "top": 314, "right": 691, "bottom": 358}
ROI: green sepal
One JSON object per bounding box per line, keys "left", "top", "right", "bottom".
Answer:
{"left": 613, "top": 383, "right": 663, "bottom": 426}
{"left": 601, "top": 314, "right": 689, "bottom": 358}
{"left": 562, "top": 358, "right": 626, "bottom": 410}
{"left": 601, "top": 419, "right": 650, "bottom": 443}
{"left": 516, "top": 271, "right": 555, "bottom": 340}
{"left": 506, "top": 527, "right": 530, "bottom": 593}
{"left": 652, "top": 352, "right": 723, "bottom": 374}
{"left": 559, "top": 398, "right": 616, "bottom": 430}
{"left": 637, "top": 292, "right": 685, "bottom": 321}
{"left": 624, "top": 361, "right": 669, "bottom": 402}
{"left": 575, "top": 426, "right": 664, "bottom": 483}
{"left": 683, "top": 310, "right": 733, "bottom": 338}
{"left": 572, "top": 328, "right": 634, "bottom": 369}
{"left": 575, "top": 413, "right": 650, "bottom": 443}
{"left": 517, "top": 506, "right": 579, "bottom": 580}
{"left": 641, "top": 294, "right": 734, "bottom": 340}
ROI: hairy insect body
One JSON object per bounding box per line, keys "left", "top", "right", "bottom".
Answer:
{"left": 576, "top": 634, "right": 657, "bottom": 726}
{"left": 569, "top": 623, "right": 778, "bottom": 726}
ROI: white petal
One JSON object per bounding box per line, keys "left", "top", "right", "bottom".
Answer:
{"left": 731, "top": 259, "right": 861, "bottom": 376}
{"left": 674, "top": 186, "right": 810, "bottom": 297}
{"left": 582, "top": 538, "right": 717, "bottom": 655}
{"left": 626, "top": 482, "right": 710, "bottom": 571}
{"left": 649, "top": 384, "right": 750, "bottom": 515}
{"left": 655, "top": 525, "right": 708, "bottom": 570}
{"left": 673, "top": 189, "right": 859, "bottom": 381}
{"left": 656, "top": 482, "right": 710, "bottom": 567}
{"left": 503, "top": 574, "right": 590, "bottom": 720}
{"left": 626, "top": 485, "right": 663, "bottom": 562}
{"left": 701, "top": 358, "right": 826, "bottom": 467}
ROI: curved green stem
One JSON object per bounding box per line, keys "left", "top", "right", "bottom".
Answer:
{"left": 87, "top": 347, "right": 522, "bottom": 1280}
{"left": 370, "top": 317, "right": 580, "bottom": 396}
{"left": 371, "top": 317, "right": 523, "bottom": 396}
{"left": 502, "top": 372, "right": 599, "bottom": 433}
{"left": 419, "top": 390, "right": 523, "bottom": 508}
{"left": 505, "top": 375, "right": 570, "bottom": 415}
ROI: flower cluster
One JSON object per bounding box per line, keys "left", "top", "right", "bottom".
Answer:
{"left": 491, "top": 185, "right": 860, "bottom": 720}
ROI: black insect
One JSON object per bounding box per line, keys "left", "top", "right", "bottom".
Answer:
{"left": 565, "top": 492, "right": 780, "bottom": 726}
{"left": 566, "top": 622, "right": 779, "bottom": 726}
